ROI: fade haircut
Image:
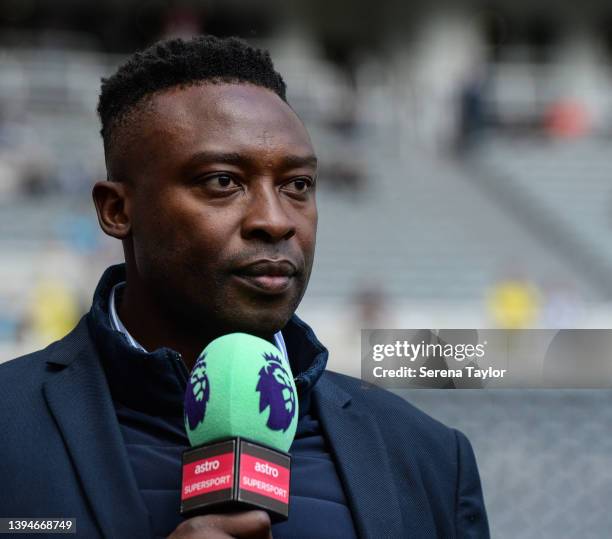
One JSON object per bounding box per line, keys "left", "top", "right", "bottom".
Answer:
{"left": 97, "top": 35, "right": 287, "bottom": 172}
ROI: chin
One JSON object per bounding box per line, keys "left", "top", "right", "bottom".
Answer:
{"left": 228, "top": 308, "right": 292, "bottom": 338}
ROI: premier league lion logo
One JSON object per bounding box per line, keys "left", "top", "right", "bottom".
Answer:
{"left": 256, "top": 352, "right": 296, "bottom": 432}
{"left": 184, "top": 352, "right": 210, "bottom": 430}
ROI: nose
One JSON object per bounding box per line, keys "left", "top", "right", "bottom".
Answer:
{"left": 241, "top": 182, "right": 296, "bottom": 243}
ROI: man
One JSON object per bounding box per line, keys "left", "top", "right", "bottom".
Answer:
{"left": 0, "top": 36, "right": 489, "bottom": 538}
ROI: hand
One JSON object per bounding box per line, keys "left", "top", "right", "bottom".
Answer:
{"left": 168, "top": 511, "right": 272, "bottom": 539}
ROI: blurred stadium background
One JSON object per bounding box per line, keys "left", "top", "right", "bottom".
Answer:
{"left": 1, "top": 1, "right": 612, "bottom": 536}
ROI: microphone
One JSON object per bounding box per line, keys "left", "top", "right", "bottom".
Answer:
{"left": 181, "top": 333, "right": 298, "bottom": 522}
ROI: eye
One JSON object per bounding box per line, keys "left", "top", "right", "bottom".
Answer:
{"left": 282, "top": 177, "right": 314, "bottom": 195}
{"left": 195, "top": 173, "right": 242, "bottom": 194}
{"left": 210, "top": 173, "right": 237, "bottom": 188}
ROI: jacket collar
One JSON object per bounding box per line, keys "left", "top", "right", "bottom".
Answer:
{"left": 48, "top": 264, "right": 329, "bottom": 415}
{"left": 59, "top": 263, "right": 330, "bottom": 416}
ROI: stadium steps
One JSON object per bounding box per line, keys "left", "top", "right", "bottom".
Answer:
{"left": 472, "top": 137, "right": 612, "bottom": 299}
{"left": 305, "top": 128, "right": 600, "bottom": 301}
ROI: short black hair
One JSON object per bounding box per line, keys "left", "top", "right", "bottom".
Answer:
{"left": 97, "top": 35, "right": 287, "bottom": 156}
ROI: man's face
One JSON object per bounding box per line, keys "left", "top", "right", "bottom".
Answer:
{"left": 116, "top": 83, "right": 318, "bottom": 338}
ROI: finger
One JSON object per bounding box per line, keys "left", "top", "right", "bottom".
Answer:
{"left": 176, "top": 511, "right": 272, "bottom": 539}
{"left": 212, "top": 511, "right": 272, "bottom": 538}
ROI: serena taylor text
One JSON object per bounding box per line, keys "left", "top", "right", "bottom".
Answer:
{"left": 372, "top": 366, "right": 507, "bottom": 380}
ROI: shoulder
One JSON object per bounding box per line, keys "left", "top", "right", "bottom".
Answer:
{"left": 0, "top": 342, "right": 58, "bottom": 386}
{"left": 0, "top": 316, "right": 90, "bottom": 399}
{"left": 321, "top": 369, "right": 457, "bottom": 441}
{"left": 318, "top": 370, "right": 476, "bottom": 471}
{"left": 319, "top": 370, "right": 489, "bottom": 535}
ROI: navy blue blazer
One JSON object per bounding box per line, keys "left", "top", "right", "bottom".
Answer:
{"left": 0, "top": 317, "right": 489, "bottom": 538}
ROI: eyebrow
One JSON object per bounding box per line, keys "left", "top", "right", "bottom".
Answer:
{"left": 182, "top": 150, "right": 318, "bottom": 171}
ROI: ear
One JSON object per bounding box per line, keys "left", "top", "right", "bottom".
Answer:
{"left": 92, "top": 180, "right": 131, "bottom": 239}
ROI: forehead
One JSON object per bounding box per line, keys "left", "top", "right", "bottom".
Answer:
{"left": 138, "top": 83, "right": 314, "bottom": 163}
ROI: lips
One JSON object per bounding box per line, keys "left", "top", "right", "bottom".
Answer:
{"left": 232, "top": 259, "right": 297, "bottom": 294}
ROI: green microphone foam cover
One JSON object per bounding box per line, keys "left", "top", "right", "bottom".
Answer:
{"left": 184, "top": 333, "right": 299, "bottom": 453}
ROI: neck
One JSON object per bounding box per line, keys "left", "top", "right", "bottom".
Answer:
{"left": 116, "top": 267, "right": 276, "bottom": 372}
{"left": 117, "top": 283, "right": 207, "bottom": 371}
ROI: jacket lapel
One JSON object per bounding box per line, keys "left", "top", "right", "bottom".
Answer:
{"left": 43, "top": 319, "right": 152, "bottom": 539}
{"left": 313, "top": 375, "right": 405, "bottom": 539}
